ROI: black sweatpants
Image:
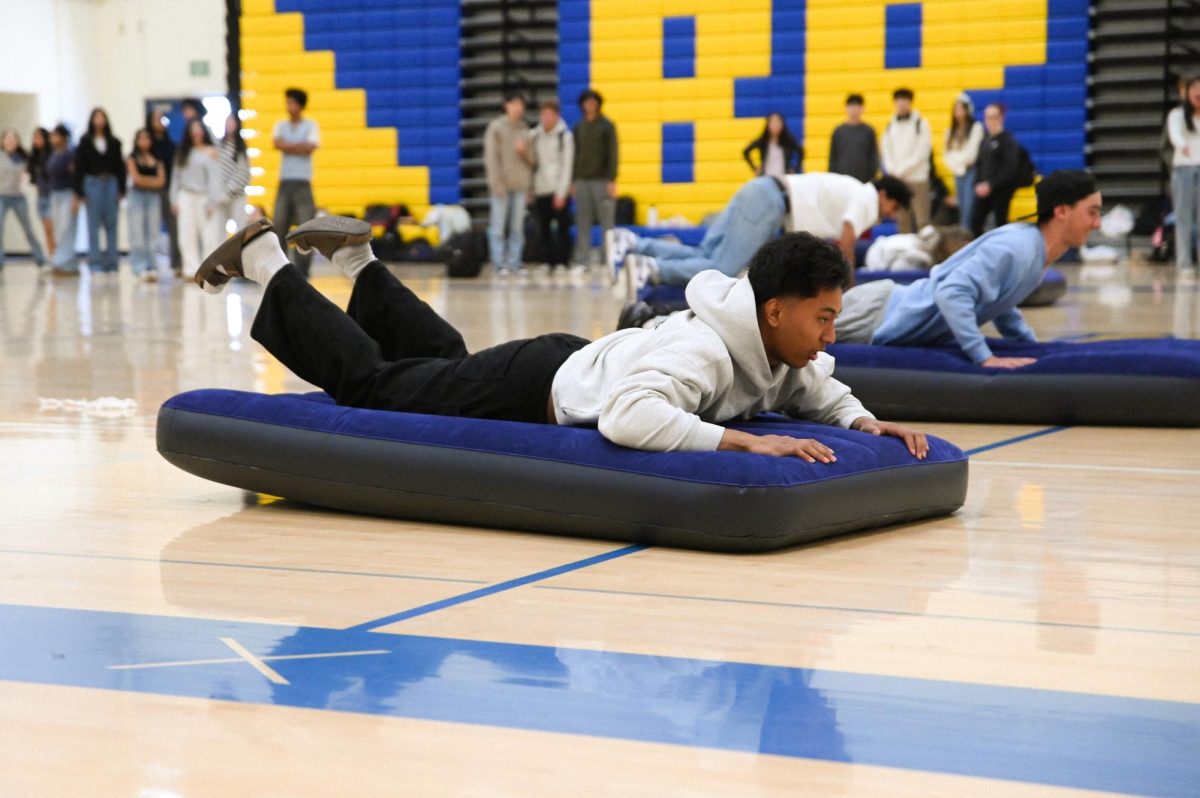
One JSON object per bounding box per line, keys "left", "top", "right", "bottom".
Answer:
{"left": 251, "top": 261, "right": 589, "bottom": 423}
{"left": 970, "top": 187, "right": 1015, "bottom": 236}
{"left": 532, "top": 194, "right": 572, "bottom": 267}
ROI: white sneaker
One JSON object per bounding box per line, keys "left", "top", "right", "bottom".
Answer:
{"left": 604, "top": 228, "right": 638, "bottom": 285}
{"left": 622, "top": 254, "right": 659, "bottom": 303}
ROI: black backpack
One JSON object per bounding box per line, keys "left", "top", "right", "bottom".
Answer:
{"left": 439, "top": 230, "right": 488, "bottom": 278}
{"left": 1015, "top": 144, "right": 1038, "bottom": 188}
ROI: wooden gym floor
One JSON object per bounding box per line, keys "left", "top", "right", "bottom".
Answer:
{"left": 0, "top": 255, "right": 1197, "bottom": 797}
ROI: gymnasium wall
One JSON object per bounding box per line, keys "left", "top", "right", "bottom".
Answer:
{"left": 239, "top": 0, "right": 461, "bottom": 218}
{"left": 239, "top": 0, "right": 1089, "bottom": 224}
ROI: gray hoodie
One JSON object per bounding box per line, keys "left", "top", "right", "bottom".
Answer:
{"left": 551, "top": 271, "right": 873, "bottom": 451}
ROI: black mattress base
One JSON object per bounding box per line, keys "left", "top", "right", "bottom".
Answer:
{"left": 159, "top": 405, "right": 968, "bottom": 553}
{"left": 836, "top": 368, "right": 1200, "bottom": 427}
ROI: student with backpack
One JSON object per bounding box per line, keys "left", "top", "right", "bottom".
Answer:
{"left": 881, "top": 88, "right": 933, "bottom": 233}
{"left": 529, "top": 98, "right": 575, "bottom": 271}
{"left": 971, "top": 103, "right": 1030, "bottom": 236}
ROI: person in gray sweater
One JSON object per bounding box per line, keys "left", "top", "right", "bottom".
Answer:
{"left": 483, "top": 93, "right": 533, "bottom": 274}
{"left": 1, "top": 129, "right": 47, "bottom": 269}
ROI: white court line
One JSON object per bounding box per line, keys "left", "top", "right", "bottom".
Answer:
{"left": 108, "top": 646, "right": 389, "bottom": 676}
{"left": 973, "top": 460, "right": 1200, "bottom": 477}
{"left": 220, "top": 637, "right": 290, "bottom": 684}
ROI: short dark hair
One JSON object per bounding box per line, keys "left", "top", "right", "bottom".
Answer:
{"left": 893, "top": 87, "right": 914, "bottom": 101}
{"left": 747, "top": 233, "right": 851, "bottom": 306}
{"left": 503, "top": 91, "right": 526, "bottom": 105}
{"left": 873, "top": 175, "right": 913, "bottom": 210}
{"left": 540, "top": 98, "right": 561, "bottom": 112}
{"left": 985, "top": 101, "right": 1007, "bottom": 116}
{"left": 578, "top": 88, "right": 603, "bottom": 107}
{"left": 845, "top": 93, "right": 864, "bottom": 106}
{"left": 1035, "top": 170, "right": 1098, "bottom": 224}
{"left": 181, "top": 98, "right": 204, "bottom": 116}
{"left": 52, "top": 123, "right": 71, "bottom": 142}
{"left": 285, "top": 88, "right": 308, "bottom": 109}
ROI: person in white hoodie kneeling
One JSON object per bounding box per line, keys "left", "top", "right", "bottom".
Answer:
{"left": 194, "top": 219, "right": 929, "bottom": 461}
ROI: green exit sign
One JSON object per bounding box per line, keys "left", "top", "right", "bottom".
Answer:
{"left": 189, "top": 60, "right": 209, "bottom": 77}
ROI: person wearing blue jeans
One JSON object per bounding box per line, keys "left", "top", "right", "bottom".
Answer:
{"left": 73, "top": 108, "right": 126, "bottom": 274}
{"left": 126, "top": 128, "right": 166, "bottom": 279}
{"left": 483, "top": 93, "right": 532, "bottom": 274}
{"left": 611, "top": 174, "right": 908, "bottom": 301}
{"left": 46, "top": 125, "right": 78, "bottom": 272}
{"left": 0, "top": 129, "right": 48, "bottom": 269}
{"left": 642, "top": 177, "right": 787, "bottom": 284}
{"left": 488, "top": 190, "right": 526, "bottom": 273}
{"left": 1168, "top": 77, "right": 1200, "bottom": 279}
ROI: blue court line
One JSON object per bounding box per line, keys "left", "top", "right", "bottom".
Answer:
{"left": 965, "top": 425, "right": 1069, "bottom": 456}
{"left": 345, "top": 544, "right": 646, "bottom": 632}
{"left": 3, "top": 602, "right": 1198, "bottom": 796}
{"left": 0, "top": 548, "right": 488, "bottom": 586}
{"left": 531, "top": 584, "right": 1200, "bottom": 639}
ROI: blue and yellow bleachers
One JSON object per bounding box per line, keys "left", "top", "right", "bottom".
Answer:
{"left": 238, "top": 0, "right": 1089, "bottom": 225}
{"left": 239, "top": 0, "right": 461, "bottom": 218}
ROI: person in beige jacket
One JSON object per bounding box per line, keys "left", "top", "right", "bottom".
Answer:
{"left": 881, "top": 87, "right": 933, "bottom": 233}
{"left": 483, "top": 93, "right": 533, "bottom": 274}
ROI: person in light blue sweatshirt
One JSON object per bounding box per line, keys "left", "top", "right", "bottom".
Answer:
{"left": 836, "top": 170, "right": 1101, "bottom": 368}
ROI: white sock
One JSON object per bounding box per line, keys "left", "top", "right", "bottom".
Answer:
{"left": 331, "top": 240, "right": 376, "bottom": 281}
{"left": 240, "top": 231, "right": 290, "bottom": 286}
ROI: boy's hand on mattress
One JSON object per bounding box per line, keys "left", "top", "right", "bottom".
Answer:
{"left": 980, "top": 355, "right": 1037, "bottom": 369}
{"left": 719, "top": 429, "right": 836, "bottom": 463}
{"left": 853, "top": 419, "right": 929, "bottom": 460}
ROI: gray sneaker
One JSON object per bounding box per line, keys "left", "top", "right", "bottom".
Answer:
{"left": 286, "top": 216, "right": 373, "bottom": 260}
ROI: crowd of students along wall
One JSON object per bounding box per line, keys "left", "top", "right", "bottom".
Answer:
{"left": 238, "top": 0, "right": 1089, "bottom": 224}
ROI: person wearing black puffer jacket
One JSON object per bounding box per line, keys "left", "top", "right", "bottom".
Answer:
{"left": 971, "top": 103, "right": 1022, "bottom": 236}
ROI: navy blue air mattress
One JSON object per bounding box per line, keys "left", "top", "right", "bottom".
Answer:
{"left": 828, "top": 337, "right": 1200, "bottom": 426}
{"left": 157, "top": 390, "right": 968, "bottom": 552}
{"left": 637, "top": 269, "right": 1066, "bottom": 312}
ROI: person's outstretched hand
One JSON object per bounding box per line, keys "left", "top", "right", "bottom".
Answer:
{"left": 980, "top": 355, "right": 1036, "bottom": 369}
{"left": 852, "top": 418, "right": 929, "bottom": 459}
{"left": 719, "top": 429, "right": 836, "bottom": 463}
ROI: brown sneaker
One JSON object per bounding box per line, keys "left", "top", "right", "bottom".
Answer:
{"left": 195, "top": 217, "right": 275, "bottom": 292}
{"left": 285, "top": 216, "right": 372, "bottom": 260}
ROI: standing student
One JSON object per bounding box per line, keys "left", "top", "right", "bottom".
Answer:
{"left": 73, "top": 107, "right": 125, "bottom": 274}
{"left": 126, "top": 128, "right": 166, "bottom": 281}
{"left": 943, "top": 93, "right": 984, "bottom": 228}
{"left": 0, "top": 128, "right": 48, "bottom": 270}
{"left": 743, "top": 113, "right": 803, "bottom": 179}
{"left": 272, "top": 87, "right": 320, "bottom": 277}
{"left": 28, "top": 127, "right": 54, "bottom": 258}
{"left": 971, "top": 103, "right": 1022, "bottom": 236}
{"left": 146, "top": 110, "right": 179, "bottom": 274}
{"left": 46, "top": 124, "right": 79, "bottom": 274}
{"left": 881, "top": 88, "right": 932, "bottom": 233}
{"left": 483, "top": 92, "right": 533, "bottom": 275}
{"left": 1167, "top": 76, "right": 1200, "bottom": 280}
{"left": 529, "top": 98, "right": 575, "bottom": 271}
{"left": 218, "top": 113, "right": 251, "bottom": 232}
{"left": 572, "top": 89, "right": 619, "bottom": 268}
{"left": 828, "top": 94, "right": 879, "bottom": 183}
{"left": 171, "top": 118, "right": 222, "bottom": 279}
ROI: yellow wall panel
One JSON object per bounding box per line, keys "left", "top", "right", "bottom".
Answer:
{"left": 239, "top": 0, "right": 431, "bottom": 218}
